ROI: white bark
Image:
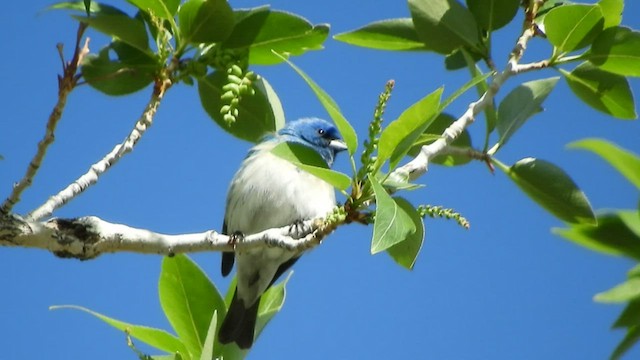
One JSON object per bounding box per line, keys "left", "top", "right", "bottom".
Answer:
{"left": 0, "top": 214, "right": 330, "bottom": 260}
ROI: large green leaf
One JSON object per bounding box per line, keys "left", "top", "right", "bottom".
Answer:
{"left": 127, "top": 0, "right": 179, "bottom": 20}
{"left": 178, "top": 0, "right": 234, "bottom": 44}
{"left": 611, "top": 326, "right": 640, "bottom": 360}
{"left": 568, "top": 138, "right": 640, "bottom": 190}
{"left": 369, "top": 175, "right": 417, "bottom": 254}
{"left": 466, "top": 0, "right": 520, "bottom": 31}
{"left": 219, "top": 274, "right": 292, "bottom": 360}
{"left": 276, "top": 53, "right": 358, "bottom": 155}
{"left": 560, "top": 62, "right": 636, "bottom": 119}
{"left": 198, "top": 72, "right": 280, "bottom": 143}
{"left": 270, "top": 142, "right": 352, "bottom": 191}
{"left": 502, "top": 157, "right": 596, "bottom": 224}
{"left": 614, "top": 300, "right": 640, "bottom": 328}
{"left": 48, "top": 1, "right": 127, "bottom": 15}
{"left": 73, "top": 13, "right": 150, "bottom": 53}
{"left": 544, "top": 4, "right": 604, "bottom": 53}
{"left": 159, "top": 254, "right": 226, "bottom": 359}
{"left": 50, "top": 305, "right": 190, "bottom": 358}
{"left": 598, "top": 0, "right": 623, "bottom": 28}
{"left": 222, "top": 8, "right": 329, "bottom": 65}
{"left": 595, "top": 278, "right": 640, "bottom": 303}
{"left": 553, "top": 210, "right": 640, "bottom": 259}
{"left": 408, "top": 0, "right": 483, "bottom": 55}
{"left": 495, "top": 77, "right": 558, "bottom": 151}
{"left": 378, "top": 88, "right": 443, "bottom": 170}
{"left": 590, "top": 26, "right": 640, "bottom": 77}
{"left": 82, "top": 45, "right": 156, "bottom": 96}
{"left": 333, "top": 18, "right": 428, "bottom": 51}
{"left": 386, "top": 197, "right": 425, "bottom": 270}
{"left": 199, "top": 311, "right": 217, "bottom": 360}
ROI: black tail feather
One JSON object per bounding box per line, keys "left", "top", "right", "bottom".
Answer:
{"left": 218, "top": 289, "right": 260, "bottom": 349}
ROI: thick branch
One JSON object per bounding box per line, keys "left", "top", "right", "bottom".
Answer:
{"left": 27, "top": 77, "right": 172, "bottom": 221}
{"left": 1, "top": 24, "right": 89, "bottom": 215}
{"left": 387, "top": 0, "right": 546, "bottom": 183}
{"left": 1, "top": 213, "right": 337, "bottom": 260}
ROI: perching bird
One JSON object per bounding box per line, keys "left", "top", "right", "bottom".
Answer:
{"left": 218, "top": 118, "right": 347, "bottom": 349}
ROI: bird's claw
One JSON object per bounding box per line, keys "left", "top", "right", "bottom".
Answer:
{"left": 289, "top": 220, "right": 310, "bottom": 239}
{"left": 229, "top": 231, "right": 244, "bottom": 249}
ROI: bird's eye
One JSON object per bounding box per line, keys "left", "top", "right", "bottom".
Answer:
{"left": 317, "top": 128, "right": 325, "bottom": 135}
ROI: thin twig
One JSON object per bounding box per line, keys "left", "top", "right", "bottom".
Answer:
{"left": 26, "top": 76, "right": 173, "bottom": 221}
{"left": 387, "top": 0, "right": 546, "bottom": 184}
{"left": 1, "top": 23, "right": 89, "bottom": 215}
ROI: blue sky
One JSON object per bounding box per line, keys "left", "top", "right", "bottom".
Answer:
{"left": 1, "top": 1, "right": 639, "bottom": 359}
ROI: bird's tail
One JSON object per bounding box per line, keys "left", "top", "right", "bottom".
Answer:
{"left": 218, "top": 288, "right": 260, "bottom": 349}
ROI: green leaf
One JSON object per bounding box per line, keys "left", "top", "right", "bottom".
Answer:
{"left": 198, "top": 72, "right": 280, "bottom": 143}
{"left": 127, "top": 0, "right": 179, "bottom": 19}
{"left": 495, "top": 77, "right": 559, "bottom": 150}
{"left": 275, "top": 53, "right": 358, "bottom": 155}
{"left": 544, "top": 4, "right": 604, "bottom": 53}
{"left": 223, "top": 8, "right": 329, "bottom": 65}
{"left": 378, "top": 88, "right": 443, "bottom": 170}
{"left": 611, "top": 326, "right": 640, "bottom": 360}
{"left": 50, "top": 305, "right": 189, "bottom": 358}
{"left": 598, "top": 0, "right": 623, "bottom": 28}
{"left": 590, "top": 26, "right": 640, "bottom": 77}
{"left": 178, "top": 0, "right": 234, "bottom": 44}
{"left": 466, "top": 0, "right": 520, "bottom": 31}
{"left": 444, "top": 48, "right": 483, "bottom": 70}
{"left": 595, "top": 278, "right": 640, "bottom": 303}
{"left": 369, "top": 175, "right": 417, "bottom": 254}
{"left": 553, "top": 210, "right": 640, "bottom": 259}
{"left": 333, "top": 18, "right": 429, "bottom": 51}
{"left": 270, "top": 142, "right": 352, "bottom": 191}
{"left": 48, "top": 1, "right": 126, "bottom": 15}
{"left": 386, "top": 197, "right": 425, "bottom": 270}
{"left": 159, "top": 254, "right": 226, "bottom": 359}
{"left": 503, "top": 157, "right": 596, "bottom": 224}
{"left": 408, "top": 0, "right": 483, "bottom": 54}
{"left": 83, "top": 0, "right": 91, "bottom": 15}
{"left": 73, "top": 13, "right": 150, "bottom": 53}
{"left": 199, "top": 311, "right": 217, "bottom": 360}
{"left": 408, "top": 113, "right": 473, "bottom": 166}
{"left": 82, "top": 45, "right": 156, "bottom": 96}
{"left": 255, "top": 271, "right": 292, "bottom": 337}
{"left": 560, "top": 62, "right": 636, "bottom": 119}
{"left": 569, "top": 138, "right": 640, "bottom": 190}
{"left": 614, "top": 300, "right": 640, "bottom": 328}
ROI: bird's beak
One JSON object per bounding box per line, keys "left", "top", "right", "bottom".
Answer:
{"left": 329, "top": 139, "right": 348, "bottom": 152}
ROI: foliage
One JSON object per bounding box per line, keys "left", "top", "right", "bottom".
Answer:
{"left": 8, "top": 0, "right": 638, "bottom": 358}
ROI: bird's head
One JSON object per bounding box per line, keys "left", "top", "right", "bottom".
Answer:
{"left": 278, "top": 118, "right": 347, "bottom": 166}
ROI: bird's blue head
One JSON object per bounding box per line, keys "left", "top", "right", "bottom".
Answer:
{"left": 278, "top": 118, "right": 347, "bottom": 167}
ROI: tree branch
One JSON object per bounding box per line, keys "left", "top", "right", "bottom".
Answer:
{"left": 1, "top": 23, "right": 89, "bottom": 215}
{"left": 387, "top": 0, "right": 546, "bottom": 183}
{"left": 1, "top": 213, "right": 338, "bottom": 260}
{"left": 26, "top": 77, "right": 173, "bottom": 222}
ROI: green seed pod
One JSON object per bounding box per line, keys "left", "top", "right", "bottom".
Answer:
{"left": 232, "top": 108, "right": 239, "bottom": 117}
{"left": 220, "top": 91, "right": 236, "bottom": 101}
{"left": 220, "top": 105, "right": 232, "bottom": 114}
{"left": 229, "top": 64, "right": 243, "bottom": 77}
{"left": 230, "top": 98, "right": 240, "bottom": 106}
{"left": 222, "top": 83, "right": 240, "bottom": 93}
{"left": 223, "top": 113, "right": 236, "bottom": 124}
{"left": 227, "top": 74, "right": 243, "bottom": 84}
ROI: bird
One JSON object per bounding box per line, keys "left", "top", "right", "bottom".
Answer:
{"left": 218, "top": 117, "right": 347, "bottom": 349}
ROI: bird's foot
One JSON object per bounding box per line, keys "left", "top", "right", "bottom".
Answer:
{"left": 229, "top": 231, "right": 244, "bottom": 249}
{"left": 288, "top": 220, "right": 312, "bottom": 240}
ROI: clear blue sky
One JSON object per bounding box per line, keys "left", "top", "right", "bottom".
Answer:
{"left": 1, "top": 1, "right": 639, "bottom": 359}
